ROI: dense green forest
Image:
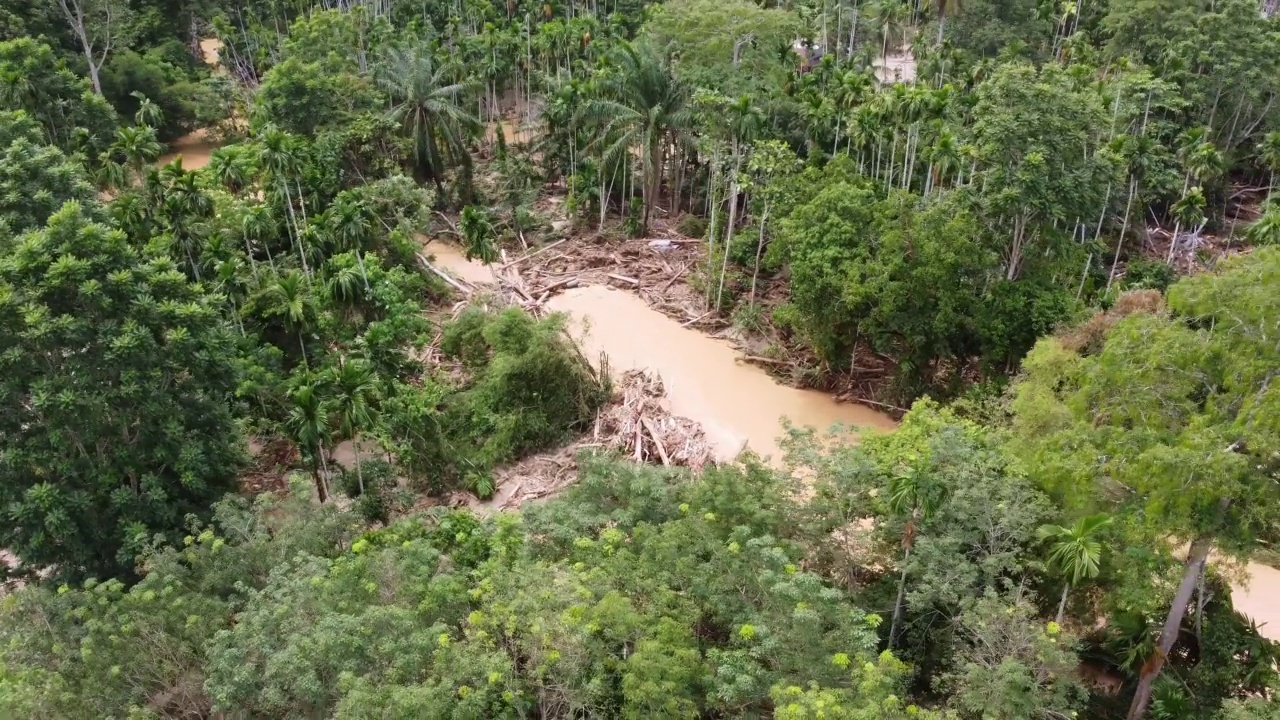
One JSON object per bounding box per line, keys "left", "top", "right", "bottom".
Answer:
{"left": 1, "top": 0, "right": 1279, "bottom": 717}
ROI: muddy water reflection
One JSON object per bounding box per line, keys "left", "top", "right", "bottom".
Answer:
{"left": 546, "top": 285, "right": 895, "bottom": 461}
{"left": 157, "top": 128, "right": 219, "bottom": 171}
{"left": 422, "top": 238, "right": 496, "bottom": 285}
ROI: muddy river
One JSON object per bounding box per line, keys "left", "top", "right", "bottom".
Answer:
{"left": 424, "top": 238, "right": 1280, "bottom": 639}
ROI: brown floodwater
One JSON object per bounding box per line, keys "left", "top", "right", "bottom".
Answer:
{"left": 1228, "top": 561, "right": 1280, "bottom": 640}
{"left": 423, "top": 243, "right": 1280, "bottom": 638}
{"left": 157, "top": 128, "right": 218, "bottom": 171}
{"left": 422, "top": 238, "right": 497, "bottom": 285}
{"left": 545, "top": 285, "right": 896, "bottom": 461}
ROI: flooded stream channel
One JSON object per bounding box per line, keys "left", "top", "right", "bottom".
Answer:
{"left": 424, "top": 238, "right": 1280, "bottom": 640}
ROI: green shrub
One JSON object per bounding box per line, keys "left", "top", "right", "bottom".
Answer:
{"left": 676, "top": 214, "right": 707, "bottom": 238}
{"left": 1124, "top": 258, "right": 1177, "bottom": 292}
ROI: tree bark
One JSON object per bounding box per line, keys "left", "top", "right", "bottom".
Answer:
{"left": 1125, "top": 535, "right": 1216, "bottom": 720}
{"left": 1056, "top": 582, "right": 1071, "bottom": 626}
{"left": 888, "top": 544, "right": 911, "bottom": 647}
{"left": 749, "top": 202, "right": 769, "bottom": 303}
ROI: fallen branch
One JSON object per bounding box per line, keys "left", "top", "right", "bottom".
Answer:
{"left": 857, "top": 397, "right": 908, "bottom": 414}
{"left": 741, "top": 355, "right": 793, "bottom": 366}
{"left": 641, "top": 417, "right": 671, "bottom": 466}
{"left": 499, "top": 238, "right": 569, "bottom": 269}
{"left": 417, "top": 253, "right": 471, "bottom": 295}
{"left": 660, "top": 263, "right": 688, "bottom": 292}
{"left": 433, "top": 211, "right": 461, "bottom": 238}
{"left": 680, "top": 311, "right": 714, "bottom": 327}
{"left": 607, "top": 273, "right": 640, "bottom": 285}
{"left": 535, "top": 275, "right": 580, "bottom": 294}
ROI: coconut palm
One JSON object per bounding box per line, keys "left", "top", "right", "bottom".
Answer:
{"left": 579, "top": 43, "right": 693, "bottom": 233}
{"left": 1037, "top": 513, "right": 1113, "bottom": 625}
{"left": 376, "top": 46, "right": 480, "bottom": 191}
{"left": 285, "top": 381, "right": 333, "bottom": 503}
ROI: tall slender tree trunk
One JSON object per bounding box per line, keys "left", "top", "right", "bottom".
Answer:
{"left": 749, "top": 202, "right": 769, "bottom": 303}
{"left": 312, "top": 458, "right": 328, "bottom": 503}
{"left": 353, "top": 440, "right": 365, "bottom": 496}
{"left": 888, "top": 544, "right": 911, "bottom": 647}
{"left": 1056, "top": 582, "right": 1071, "bottom": 625}
{"left": 716, "top": 148, "right": 742, "bottom": 310}
{"left": 1126, "top": 534, "right": 1218, "bottom": 720}
{"left": 1107, "top": 176, "right": 1139, "bottom": 293}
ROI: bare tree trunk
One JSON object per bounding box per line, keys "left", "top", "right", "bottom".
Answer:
{"left": 1056, "top": 582, "right": 1071, "bottom": 625}
{"left": 888, "top": 544, "right": 911, "bottom": 647}
{"left": 716, "top": 148, "right": 742, "bottom": 310}
{"left": 749, "top": 202, "right": 769, "bottom": 303}
{"left": 57, "top": 0, "right": 109, "bottom": 95}
{"left": 1126, "top": 534, "right": 1217, "bottom": 720}
{"left": 353, "top": 440, "right": 365, "bottom": 496}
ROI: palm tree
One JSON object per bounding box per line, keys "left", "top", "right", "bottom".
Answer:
{"left": 460, "top": 205, "right": 498, "bottom": 263}
{"left": 376, "top": 46, "right": 480, "bottom": 192}
{"left": 325, "top": 193, "right": 376, "bottom": 288}
{"left": 1245, "top": 201, "right": 1280, "bottom": 246}
{"left": 241, "top": 203, "right": 279, "bottom": 275}
{"left": 1257, "top": 131, "right": 1280, "bottom": 200}
{"left": 131, "top": 91, "right": 163, "bottom": 128}
{"left": 715, "top": 95, "right": 765, "bottom": 309}
{"left": 155, "top": 166, "right": 214, "bottom": 279}
{"left": 328, "top": 359, "right": 380, "bottom": 496}
{"left": 886, "top": 463, "right": 948, "bottom": 648}
{"left": 112, "top": 125, "right": 162, "bottom": 185}
{"left": 934, "top": 0, "right": 962, "bottom": 46}
{"left": 1037, "top": 514, "right": 1113, "bottom": 625}
{"left": 579, "top": 43, "right": 693, "bottom": 233}
{"left": 285, "top": 381, "right": 333, "bottom": 503}
{"left": 208, "top": 146, "right": 256, "bottom": 195}
{"left": 261, "top": 270, "right": 317, "bottom": 366}
{"left": 257, "top": 127, "right": 311, "bottom": 276}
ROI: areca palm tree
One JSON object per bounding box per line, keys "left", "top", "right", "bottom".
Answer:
{"left": 327, "top": 359, "right": 380, "bottom": 496}
{"left": 285, "top": 381, "right": 333, "bottom": 503}
{"left": 933, "top": 0, "right": 962, "bottom": 46}
{"left": 325, "top": 193, "right": 376, "bottom": 288}
{"left": 376, "top": 46, "right": 480, "bottom": 192}
{"left": 257, "top": 127, "right": 311, "bottom": 276}
{"left": 260, "top": 270, "right": 318, "bottom": 366}
{"left": 113, "top": 125, "right": 162, "bottom": 185}
{"left": 887, "top": 463, "right": 949, "bottom": 648}
{"left": 1038, "top": 514, "right": 1113, "bottom": 625}
{"left": 1259, "top": 131, "right": 1280, "bottom": 200}
{"left": 579, "top": 43, "right": 693, "bottom": 233}
{"left": 241, "top": 203, "right": 279, "bottom": 275}
{"left": 1245, "top": 201, "right": 1280, "bottom": 246}
{"left": 208, "top": 146, "right": 256, "bottom": 195}
{"left": 131, "top": 91, "right": 163, "bottom": 128}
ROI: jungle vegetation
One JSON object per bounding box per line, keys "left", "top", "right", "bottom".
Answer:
{"left": 1, "top": 0, "right": 1279, "bottom": 718}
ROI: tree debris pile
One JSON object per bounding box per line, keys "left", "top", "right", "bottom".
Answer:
{"left": 597, "top": 369, "right": 715, "bottom": 469}
{"left": 474, "top": 368, "right": 715, "bottom": 511}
